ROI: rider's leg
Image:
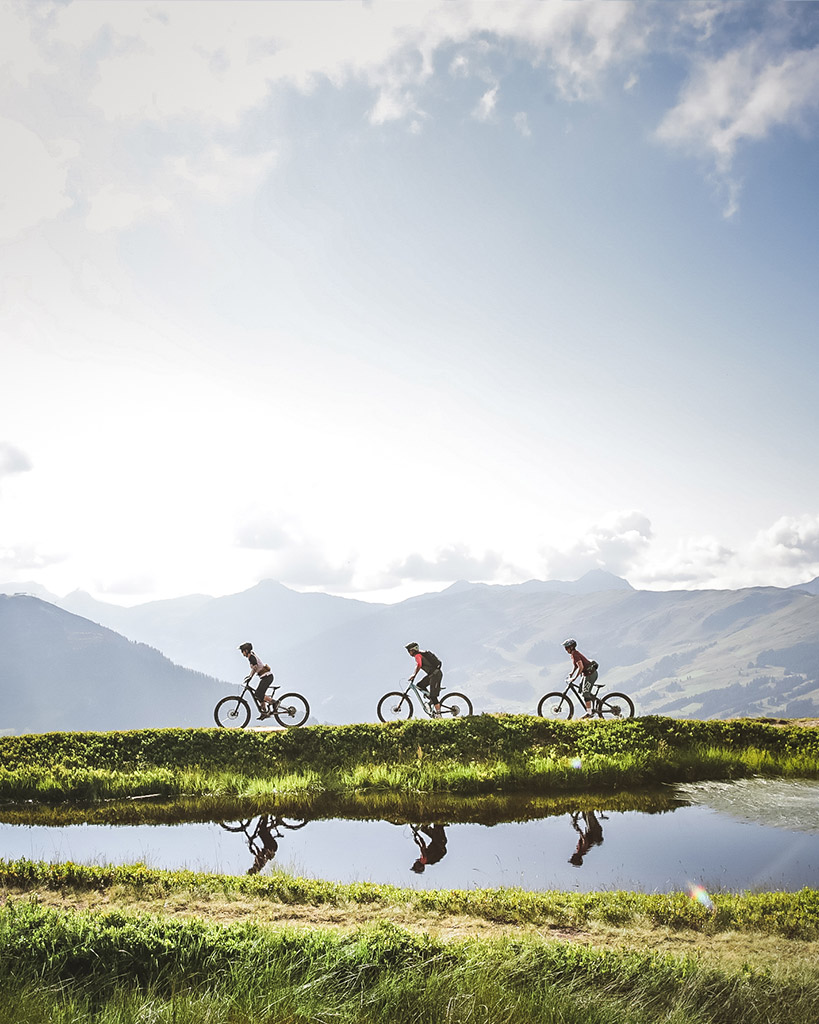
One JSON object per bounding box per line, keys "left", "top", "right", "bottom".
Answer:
{"left": 581, "top": 670, "right": 598, "bottom": 717}
{"left": 429, "top": 669, "right": 443, "bottom": 713}
{"left": 254, "top": 674, "right": 275, "bottom": 718}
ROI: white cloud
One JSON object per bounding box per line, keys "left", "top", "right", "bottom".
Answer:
{"left": 543, "top": 511, "right": 654, "bottom": 579}
{"left": 0, "top": 543, "right": 63, "bottom": 572}
{"left": 167, "top": 145, "right": 278, "bottom": 199}
{"left": 0, "top": 442, "right": 33, "bottom": 478}
{"left": 388, "top": 544, "right": 505, "bottom": 583}
{"left": 235, "top": 518, "right": 290, "bottom": 552}
{"left": 473, "top": 85, "right": 498, "bottom": 123}
{"left": 85, "top": 186, "right": 174, "bottom": 233}
{"left": 656, "top": 40, "right": 819, "bottom": 214}
{"left": 0, "top": 118, "right": 76, "bottom": 240}
{"left": 630, "top": 536, "right": 736, "bottom": 589}
{"left": 751, "top": 514, "right": 819, "bottom": 569}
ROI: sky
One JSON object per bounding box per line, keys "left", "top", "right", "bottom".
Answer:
{"left": 2, "top": 0, "right": 819, "bottom": 606}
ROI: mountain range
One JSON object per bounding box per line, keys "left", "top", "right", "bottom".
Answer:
{"left": 2, "top": 569, "right": 818, "bottom": 733}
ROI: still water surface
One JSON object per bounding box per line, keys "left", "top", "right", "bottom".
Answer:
{"left": 2, "top": 779, "right": 817, "bottom": 894}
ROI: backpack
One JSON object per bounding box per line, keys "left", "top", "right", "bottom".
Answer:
{"left": 583, "top": 660, "right": 599, "bottom": 675}
{"left": 422, "top": 650, "right": 442, "bottom": 672}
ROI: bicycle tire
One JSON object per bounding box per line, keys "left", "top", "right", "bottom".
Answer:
{"left": 537, "top": 691, "right": 574, "bottom": 720}
{"left": 214, "top": 695, "right": 251, "bottom": 729}
{"left": 597, "top": 691, "right": 635, "bottom": 720}
{"left": 219, "top": 820, "right": 253, "bottom": 833}
{"left": 277, "top": 818, "right": 309, "bottom": 830}
{"left": 272, "top": 692, "right": 310, "bottom": 728}
{"left": 377, "top": 691, "right": 413, "bottom": 722}
{"left": 438, "top": 691, "right": 473, "bottom": 718}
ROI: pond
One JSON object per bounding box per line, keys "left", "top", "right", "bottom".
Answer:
{"left": 2, "top": 778, "right": 818, "bottom": 894}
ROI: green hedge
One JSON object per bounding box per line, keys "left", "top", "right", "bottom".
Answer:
{"left": 2, "top": 716, "right": 817, "bottom": 773}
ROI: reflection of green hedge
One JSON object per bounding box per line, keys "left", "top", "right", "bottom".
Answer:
{"left": 0, "top": 716, "right": 816, "bottom": 803}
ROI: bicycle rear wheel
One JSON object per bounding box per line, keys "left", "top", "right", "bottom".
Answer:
{"left": 537, "top": 691, "right": 574, "bottom": 720}
{"left": 597, "top": 692, "right": 635, "bottom": 720}
{"left": 377, "top": 691, "right": 413, "bottom": 721}
{"left": 277, "top": 818, "right": 309, "bottom": 830}
{"left": 438, "top": 692, "right": 473, "bottom": 718}
{"left": 272, "top": 692, "right": 310, "bottom": 728}
{"left": 214, "top": 696, "right": 251, "bottom": 729}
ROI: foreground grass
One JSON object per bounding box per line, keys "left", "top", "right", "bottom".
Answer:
{"left": 0, "top": 716, "right": 817, "bottom": 804}
{"left": 0, "top": 896, "right": 817, "bottom": 1024}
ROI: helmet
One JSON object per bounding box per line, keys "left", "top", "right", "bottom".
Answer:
{"left": 238, "top": 642, "right": 253, "bottom": 653}
{"left": 405, "top": 642, "right": 419, "bottom": 653}
{"left": 562, "top": 638, "right": 577, "bottom": 650}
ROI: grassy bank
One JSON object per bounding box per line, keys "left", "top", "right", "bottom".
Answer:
{"left": 3, "top": 858, "right": 818, "bottom": 938}
{"left": 0, "top": 899, "right": 817, "bottom": 1024}
{"left": 0, "top": 716, "right": 817, "bottom": 804}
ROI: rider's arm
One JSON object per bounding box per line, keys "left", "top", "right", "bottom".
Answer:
{"left": 409, "top": 652, "right": 423, "bottom": 681}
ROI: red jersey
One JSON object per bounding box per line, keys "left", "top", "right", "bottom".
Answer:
{"left": 570, "top": 649, "right": 592, "bottom": 674}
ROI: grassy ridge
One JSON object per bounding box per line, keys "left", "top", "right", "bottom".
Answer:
{"left": 3, "top": 858, "right": 819, "bottom": 938}
{"left": 0, "top": 716, "right": 817, "bottom": 803}
{"left": 0, "top": 902, "right": 817, "bottom": 1024}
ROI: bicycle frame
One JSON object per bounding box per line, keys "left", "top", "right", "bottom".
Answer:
{"left": 238, "top": 678, "right": 277, "bottom": 711}
{"left": 559, "top": 674, "right": 602, "bottom": 713}
{"left": 401, "top": 679, "right": 439, "bottom": 717}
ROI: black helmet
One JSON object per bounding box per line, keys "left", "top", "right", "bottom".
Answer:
{"left": 405, "top": 642, "right": 419, "bottom": 653}
{"left": 239, "top": 642, "right": 253, "bottom": 653}
{"left": 563, "top": 638, "right": 577, "bottom": 650}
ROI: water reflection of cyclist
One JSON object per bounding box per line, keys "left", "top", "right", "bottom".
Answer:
{"left": 406, "top": 642, "right": 443, "bottom": 715}
{"left": 248, "top": 815, "right": 279, "bottom": 875}
{"left": 411, "top": 824, "right": 448, "bottom": 873}
{"left": 569, "top": 811, "right": 604, "bottom": 866}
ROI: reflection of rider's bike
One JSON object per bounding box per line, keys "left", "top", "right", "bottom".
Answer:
{"left": 219, "top": 815, "right": 308, "bottom": 875}
{"left": 538, "top": 674, "right": 634, "bottom": 721}
{"left": 410, "top": 823, "right": 448, "bottom": 874}
{"left": 214, "top": 678, "right": 310, "bottom": 729}
{"left": 569, "top": 811, "right": 606, "bottom": 867}
{"left": 377, "top": 680, "right": 473, "bottom": 722}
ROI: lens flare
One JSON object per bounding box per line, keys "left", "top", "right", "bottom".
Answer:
{"left": 688, "top": 883, "right": 714, "bottom": 911}
{"left": 570, "top": 757, "right": 582, "bottom": 770}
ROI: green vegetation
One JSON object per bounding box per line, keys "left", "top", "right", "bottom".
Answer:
{"left": 0, "top": 902, "right": 817, "bottom": 1024}
{"left": 3, "top": 858, "right": 819, "bottom": 939}
{"left": 1, "top": 718, "right": 817, "bottom": 1022}
{"left": 0, "top": 715, "right": 817, "bottom": 805}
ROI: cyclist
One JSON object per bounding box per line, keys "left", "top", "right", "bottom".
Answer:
{"left": 569, "top": 810, "right": 604, "bottom": 866}
{"left": 563, "top": 638, "right": 599, "bottom": 718}
{"left": 410, "top": 824, "right": 448, "bottom": 874}
{"left": 406, "top": 642, "right": 443, "bottom": 715}
{"left": 238, "top": 642, "right": 275, "bottom": 719}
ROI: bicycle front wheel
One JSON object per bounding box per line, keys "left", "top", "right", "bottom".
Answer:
{"left": 537, "top": 691, "right": 574, "bottom": 720}
{"left": 438, "top": 692, "right": 473, "bottom": 718}
{"left": 377, "top": 691, "right": 413, "bottom": 722}
{"left": 597, "top": 692, "right": 635, "bottom": 720}
{"left": 214, "top": 696, "right": 251, "bottom": 729}
{"left": 273, "top": 693, "right": 310, "bottom": 728}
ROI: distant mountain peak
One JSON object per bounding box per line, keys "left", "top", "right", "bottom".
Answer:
{"left": 575, "top": 569, "right": 634, "bottom": 591}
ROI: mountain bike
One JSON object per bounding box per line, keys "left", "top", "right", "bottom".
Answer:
{"left": 377, "top": 679, "right": 473, "bottom": 722}
{"left": 537, "top": 674, "right": 634, "bottom": 721}
{"left": 219, "top": 815, "right": 309, "bottom": 874}
{"left": 219, "top": 814, "right": 309, "bottom": 836}
{"left": 214, "top": 678, "right": 310, "bottom": 729}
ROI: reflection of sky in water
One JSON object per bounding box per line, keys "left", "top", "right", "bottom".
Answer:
{"left": 2, "top": 780, "right": 818, "bottom": 894}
